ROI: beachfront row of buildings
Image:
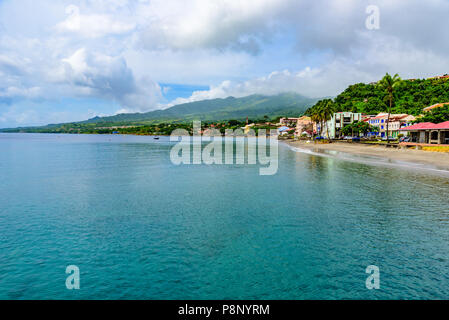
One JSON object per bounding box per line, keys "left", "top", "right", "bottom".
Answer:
{"left": 277, "top": 101, "right": 449, "bottom": 145}
{"left": 279, "top": 112, "right": 418, "bottom": 139}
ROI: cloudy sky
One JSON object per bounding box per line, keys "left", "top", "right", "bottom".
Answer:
{"left": 1, "top": 0, "right": 449, "bottom": 128}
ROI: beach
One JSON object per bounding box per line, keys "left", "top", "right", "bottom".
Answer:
{"left": 286, "top": 140, "right": 449, "bottom": 171}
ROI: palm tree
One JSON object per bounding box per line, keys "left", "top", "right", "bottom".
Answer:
{"left": 378, "top": 73, "right": 402, "bottom": 142}
{"left": 322, "top": 100, "right": 336, "bottom": 140}
{"left": 308, "top": 102, "right": 322, "bottom": 137}
{"left": 308, "top": 99, "right": 336, "bottom": 139}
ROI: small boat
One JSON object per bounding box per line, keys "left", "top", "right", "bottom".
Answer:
{"left": 154, "top": 137, "right": 160, "bottom": 140}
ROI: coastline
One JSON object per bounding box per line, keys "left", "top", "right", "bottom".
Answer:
{"left": 285, "top": 140, "right": 449, "bottom": 172}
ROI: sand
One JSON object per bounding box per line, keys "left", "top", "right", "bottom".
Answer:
{"left": 285, "top": 140, "right": 449, "bottom": 171}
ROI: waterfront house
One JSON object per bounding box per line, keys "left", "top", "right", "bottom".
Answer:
{"left": 278, "top": 126, "right": 291, "bottom": 136}
{"left": 389, "top": 115, "right": 416, "bottom": 138}
{"left": 295, "top": 116, "right": 314, "bottom": 137}
{"left": 321, "top": 112, "right": 362, "bottom": 139}
{"left": 367, "top": 113, "right": 389, "bottom": 137}
{"left": 367, "top": 113, "right": 415, "bottom": 138}
{"left": 401, "top": 121, "right": 449, "bottom": 144}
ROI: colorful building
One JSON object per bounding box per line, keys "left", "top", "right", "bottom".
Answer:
{"left": 295, "top": 116, "right": 314, "bottom": 137}
{"left": 321, "top": 112, "right": 362, "bottom": 139}
{"left": 401, "top": 121, "right": 449, "bottom": 144}
{"left": 279, "top": 117, "right": 300, "bottom": 127}
{"left": 367, "top": 113, "right": 415, "bottom": 138}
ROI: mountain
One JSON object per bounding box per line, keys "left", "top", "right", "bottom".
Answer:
{"left": 0, "top": 92, "right": 317, "bottom": 132}
{"left": 80, "top": 92, "right": 317, "bottom": 124}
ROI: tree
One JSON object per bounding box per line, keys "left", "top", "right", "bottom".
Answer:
{"left": 321, "top": 100, "right": 336, "bottom": 140}
{"left": 306, "top": 99, "right": 335, "bottom": 139}
{"left": 417, "top": 106, "right": 449, "bottom": 124}
{"left": 377, "top": 73, "right": 402, "bottom": 142}
{"left": 342, "top": 121, "right": 376, "bottom": 137}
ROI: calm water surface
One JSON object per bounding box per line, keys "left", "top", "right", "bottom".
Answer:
{"left": 0, "top": 133, "right": 448, "bottom": 299}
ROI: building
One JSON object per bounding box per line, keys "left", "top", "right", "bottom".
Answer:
{"left": 367, "top": 113, "right": 415, "bottom": 138}
{"left": 423, "top": 102, "right": 449, "bottom": 113}
{"left": 277, "top": 126, "right": 292, "bottom": 136}
{"left": 428, "top": 74, "right": 449, "bottom": 80}
{"left": 367, "top": 113, "right": 388, "bottom": 137}
{"left": 321, "top": 112, "right": 362, "bottom": 139}
{"left": 242, "top": 123, "right": 255, "bottom": 134}
{"left": 279, "top": 117, "right": 300, "bottom": 127}
{"left": 295, "top": 116, "right": 314, "bottom": 137}
{"left": 401, "top": 121, "right": 449, "bottom": 144}
{"left": 388, "top": 115, "right": 416, "bottom": 138}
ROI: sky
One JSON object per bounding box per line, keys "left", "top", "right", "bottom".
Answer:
{"left": 1, "top": 0, "right": 449, "bottom": 128}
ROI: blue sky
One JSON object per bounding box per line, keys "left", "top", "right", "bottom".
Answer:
{"left": 1, "top": 0, "right": 449, "bottom": 128}
{"left": 160, "top": 84, "right": 210, "bottom": 102}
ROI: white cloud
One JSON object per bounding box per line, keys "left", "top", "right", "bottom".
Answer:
{"left": 56, "top": 5, "right": 135, "bottom": 38}
{"left": 57, "top": 48, "right": 162, "bottom": 112}
{"left": 139, "top": 0, "right": 286, "bottom": 54}
{"left": 2, "top": 0, "right": 449, "bottom": 127}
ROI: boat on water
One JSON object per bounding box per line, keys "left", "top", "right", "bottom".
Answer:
{"left": 154, "top": 137, "right": 160, "bottom": 140}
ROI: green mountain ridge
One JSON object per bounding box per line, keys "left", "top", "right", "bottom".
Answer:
{"left": 80, "top": 92, "right": 316, "bottom": 124}
{"left": 1, "top": 92, "right": 318, "bottom": 132}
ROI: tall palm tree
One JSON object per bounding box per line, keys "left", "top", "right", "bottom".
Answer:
{"left": 308, "top": 101, "right": 322, "bottom": 137}
{"left": 308, "top": 99, "right": 336, "bottom": 139}
{"left": 322, "top": 100, "right": 336, "bottom": 140}
{"left": 378, "top": 73, "right": 402, "bottom": 142}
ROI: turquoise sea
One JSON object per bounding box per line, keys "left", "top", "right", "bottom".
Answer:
{"left": 0, "top": 133, "right": 448, "bottom": 299}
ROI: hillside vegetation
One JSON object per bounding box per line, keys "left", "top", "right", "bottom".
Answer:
{"left": 329, "top": 77, "right": 449, "bottom": 116}
{"left": 0, "top": 93, "right": 317, "bottom": 133}
{"left": 82, "top": 92, "right": 316, "bottom": 124}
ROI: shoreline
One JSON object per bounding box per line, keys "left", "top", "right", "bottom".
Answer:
{"left": 285, "top": 140, "right": 449, "bottom": 172}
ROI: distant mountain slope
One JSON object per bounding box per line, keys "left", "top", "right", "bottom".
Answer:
{"left": 0, "top": 93, "right": 318, "bottom": 132}
{"left": 81, "top": 92, "right": 317, "bottom": 124}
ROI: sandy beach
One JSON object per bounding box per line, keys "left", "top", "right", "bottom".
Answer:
{"left": 286, "top": 140, "right": 449, "bottom": 171}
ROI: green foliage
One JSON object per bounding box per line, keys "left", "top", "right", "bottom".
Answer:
{"left": 81, "top": 92, "right": 317, "bottom": 124}
{"left": 341, "top": 121, "right": 375, "bottom": 136}
{"left": 330, "top": 77, "right": 449, "bottom": 116}
{"left": 417, "top": 106, "right": 449, "bottom": 123}
{"left": 305, "top": 99, "right": 335, "bottom": 137}
{"left": 1, "top": 93, "right": 318, "bottom": 133}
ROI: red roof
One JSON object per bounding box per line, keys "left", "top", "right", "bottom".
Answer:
{"left": 433, "top": 121, "right": 449, "bottom": 130}
{"left": 369, "top": 115, "right": 388, "bottom": 120}
{"left": 401, "top": 121, "right": 449, "bottom": 131}
{"left": 401, "top": 122, "right": 436, "bottom": 131}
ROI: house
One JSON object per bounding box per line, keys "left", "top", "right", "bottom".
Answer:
{"left": 388, "top": 114, "right": 416, "bottom": 138}
{"left": 367, "top": 113, "right": 415, "bottom": 138}
{"left": 367, "top": 113, "right": 388, "bottom": 136}
{"left": 295, "top": 116, "right": 314, "bottom": 137}
{"left": 400, "top": 121, "right": 449, "bottom": 144}
{"left": 428, "top": 74, "right": 449, "bottom": 80}
{"left": 279, "top": 117, "right": 300, "bottom": 127}
{"left": 423, "top": 102, "right": 449, "bottom": 113}
{"left": 278, "top": 126, "right": 292, "bottom": 136}
{"left": 321, "top": 112, "right": 362, "bottom": 139}
{"left": 242, "top": 123, "right": 255, "bottom": 134}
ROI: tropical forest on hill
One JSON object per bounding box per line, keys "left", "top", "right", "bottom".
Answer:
{"left": 331, "top": 77, "right": 449, "bottom": 116}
